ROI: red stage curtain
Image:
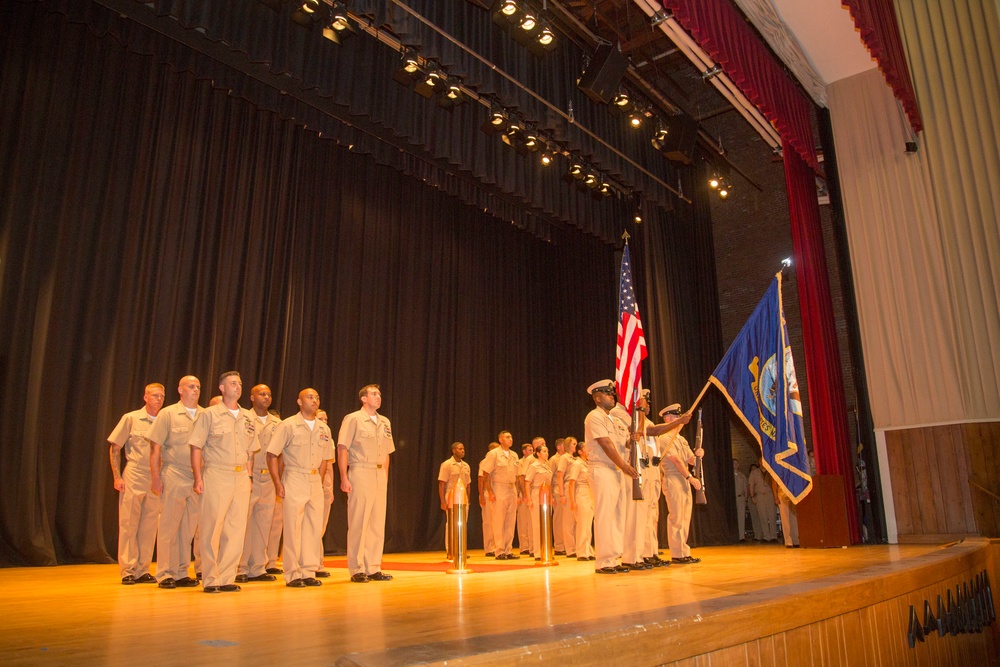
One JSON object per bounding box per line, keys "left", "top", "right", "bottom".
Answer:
{"left": 661, "top": 0, "right": 817, "bottom": 170}
{"left": 784, "top": 142, "right": 860, "bottom": 544}
{"left": 843, "top": 0, "right": 924, "bottom": 133}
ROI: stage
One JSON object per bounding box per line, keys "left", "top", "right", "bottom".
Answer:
{"left": 1, "top": 540, "right": 997, "bottom": 666}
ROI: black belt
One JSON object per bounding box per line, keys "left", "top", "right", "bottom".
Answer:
{"left": 639, "top": 458, "right": 650, "bottom": 466}
{"left": 652, "top": 456, "right": 661, "bottom": 467}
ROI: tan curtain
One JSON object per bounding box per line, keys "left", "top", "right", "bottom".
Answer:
{"left": 827, "top": 0, "right": 1000, "bottom": 429}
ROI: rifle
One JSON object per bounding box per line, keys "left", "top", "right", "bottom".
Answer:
{"left": 629, "top": 398, "right": 643, "bottom": 501}
{"left": 692, "top": 409, "right": 707, "bottom": 505}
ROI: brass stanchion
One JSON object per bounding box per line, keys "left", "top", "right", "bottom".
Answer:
{"left": 446, "top": 479, "right": 470, "bottom": 574}
{"left": 537, "top": 482, "right": 558, "bottom": 566}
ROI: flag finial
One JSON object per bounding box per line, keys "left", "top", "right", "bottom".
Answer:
{"left": 621, "top": 230, "right": 630, "bottom": 243}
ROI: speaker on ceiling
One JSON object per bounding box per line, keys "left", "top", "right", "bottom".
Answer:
{"left": 578, "top": 42, "right": 629, "bottom": 105}
{"left": 658, "top": 114, "right": 700, "bottom": 165}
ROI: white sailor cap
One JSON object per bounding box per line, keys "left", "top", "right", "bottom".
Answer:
{"left": 659, "top": 403, "right": 682, "bottom": 417}
{"left": 587, "top": 379, "right": 616, "bottom": 395}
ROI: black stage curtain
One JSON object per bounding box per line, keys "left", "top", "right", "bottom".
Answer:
{"left": 0, "top": 2, "right": 731, "bottom": 566}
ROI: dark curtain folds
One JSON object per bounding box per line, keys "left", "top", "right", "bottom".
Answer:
{"left": 0, "top": 3, "right": 621, "bottom": 565}
{"left": 843, "top": 0, "right": 923, "bottom": 133}
{"left": 783, "top": 142, "right": 860, "bottom": 543}
{"left": 662, "top": 0, "right": 818, "bottom": 171}
{"left": 634, "top": 159, "right": 734, "bottom": 546}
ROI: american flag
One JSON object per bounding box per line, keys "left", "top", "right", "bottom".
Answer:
{"left": 616, "top": 243, "right": 647, "bottom": 415}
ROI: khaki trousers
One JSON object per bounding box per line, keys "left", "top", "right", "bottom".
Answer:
{"left": 346, "top": 466, "right": 388, "bottom": 576}
{"left": 198, "top": 467, "right": 251, "bottom": 587}
{"left": 551, "top": 496, "right": 564, "bottom": 551}
{"left": 561, "top": 491, "right": 577, "bottom": 555}
{"left": 481, "top": 496, "right": 495, "bottom": 552}
{"left": 664, "top": 474, "right": 692, "bottom": 559}
{"left": 491, "top": 482, "right": 517, "bottom": 555}
{"left": 155, "top": 464, "right": 199, "bottom": 581}
{"left": 622, "top": 478, "right": 648, "bottom": 565}
{"left": 642, "top": 474, "right": 661, "bottom": 558}
{"left": 118, "top": 464, "right": 160, "bottom": 578}
{"left": 266, "top": 496, "right": 283, "bottom": 569}
{"left": 239, "top": 470, "right": 275, "bottom": 577}
{"left": 590, "top": 464, "right": 625, "bottom": 570}
{"left": 528, "top": 486, "right": 550, "bottom": 558}
{"left": 282, "top": 470, "right": 325, "bottom": 582}
{"left": 573, "top": 484, "right": 595, "bottom": 559}
{"left": 517, "top": 500, "right": 532, "bottom": 554}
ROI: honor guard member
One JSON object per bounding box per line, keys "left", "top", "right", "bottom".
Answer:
{"left": 748, "top": 460, "right": 776, "bottom": 542}
{"left": 657, "top": 404, "right": 703, "bottom": 564}
{"left": 237, "top": 384, "right": 281, "bottom": 583}
{"left": 610, "top": 391, "right": 653, "bottom": 570}
{"left": 480, "top": 431, "right": 520, "bottom": 560}
{"left": 547, "top": 438, "right": 567, "bottom": 555}
{"left": 555, "top": 437, "right": 578, "bottom": 557}
{"left": 566, "top": 445, "right": 595, "bottom": 560}
{"left": 315, "top": 409, "right": 333, "bottom": 577}
{"left": 515, "top": 442, "right": 534, "bottom": 556}
{"left": 268, "top": 388, "right": 334, "bottom": 587}
{"left": 523, "top": 444, "right": 553, "bottom": 559}
{"left": 189, "top": 371, "right": 258, "bottom": 592}
{"left": 478, "top": 441, "right": 499, "bottom": 556}
{"left": 338, "top": 384, "right": 395, "bottom": 583}
{"left": 734, "top": 459, "right": 748, "bottom": 542}
{"left": 438, "top": 442, "right": 472, "bottom": 554}
{"left": 147, "top": 376, "right": 203, "bottom": 589}
{"left": 584, "top": 380, "right": 636, "bottom": 574}
{"left": 108, "top": 382, "right": 165, "bottom": 584}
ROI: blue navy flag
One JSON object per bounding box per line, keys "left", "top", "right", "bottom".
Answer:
{"left": 708, "top": 273, "right": 812, "bottom": 502}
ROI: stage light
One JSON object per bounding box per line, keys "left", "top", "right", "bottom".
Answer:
{"left": 629, "top": 110, "right": 643, "bottom": 128}
{"left": 584, "top": 172, "right": 598, "bottom": 187}
{"left": 540, "top": 152, "right": 552, "bottom": 166}
{"left": 654, "top": 122, "right": 668, "bottom": 141}
{"left": 292, "top": 0, "right": 325, "bottom": 27}
{"left": 500, "top": 0, "right": 518, "bottom": 16}
{"left": 524, "top": 132, "right": 539, "bottom": 151}
{"left": 491, "top": 109, "right": 507, "bottom": 126}
{"left": 613, "top": 91, "right": 630, "bottom": 108}
{"left": 719, "top": 183, "right": 730, "bottom": 199}
{"left": 404, "top": 55, "right": 419, "bottom": 73}
{"left": 330, "top": 2, "right": 350, "bottom": 30}
{"left": 520, "top": 14, "right": 537, "bottom": 30}
{"left": 708, "top": 174, "right": 720, "bottom": 189}
{"left": 570, "top": 161, "right": 583, "bottom": 178}
{"left": 538, "top": 26, "right": 554, "bottom": 45}
{"left": 413, "top": 70, "right": 445, "bottom": 99}
{"left": 599, "top": 181, "right": 612, "bottom": 197}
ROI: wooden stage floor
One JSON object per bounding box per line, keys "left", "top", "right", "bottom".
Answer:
{"left": 0, "top": 541, "right": 992, "bottom": 666}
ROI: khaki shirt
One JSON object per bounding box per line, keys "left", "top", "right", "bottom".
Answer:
{"left": 658, "top": 432, "right": 693, "bottom": 478}
{"left": 108, "top": 408, "right": 157, "bottom": 468}
{"left": 583, "top": 408, "right": 628, "bottom": 468}
{"left": 438, "top": 458, "right": 472, "bottom": 494}
{"left": 548, "top": 452, "right": 563, "bottom": 474}
{"left": 337, "top": 409, "right": 394, "bottom": 467}
{"left": 188, "top": 403, "right": 259, "bottom": 469}
{"left": 735, "top": 470, "right": 748, "bottom": 498}
{"left": 250, "top": 412, "right": 282, "bottom": 470}
{"left": 267, "top": 413, "right": 334, "bottom": 473}
{"left": 525, "top": 460, "right": 553, "bottom": 490}
{"left": 567, "top": 457, "right": 590, "bottom": 486}
{"left": 480, "top": 447, "right": 519, "bottom": 485}
{"left": 145, "top": 402, "right": 203, "bottom": 473}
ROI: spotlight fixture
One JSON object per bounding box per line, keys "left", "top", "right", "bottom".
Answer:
{"left": 613, "top": 90, "right": 630, "bottom": 108}
{"left": 413, "top": 70, "right": 445, "bottom": 98}
{"left": 322, "top": 2, "right": 354, "bottom": 45}
{"left": 570, "top": 161, "right": 584, "bottom": 178}
{"left": 500, "top": 0, "right": 518, "bottom": 16}
{"left": 524, "top": 132, "right": 540, "bottom": 151}
{"left": 392, "top": 49, "right": 423, "bottom": 86}
{"left": 292, "top": 0, "right": 325, "bottom": 28}
{"left": 584, "top": 172, "right": 598, "bottom": 188}
{"left": 481, "top": 104, "right": 509, "bottom": 135}
{"left": 718, "top": 183, "right": 731, "bottom": 199}
{"left": 633, "top": 194, "right": 643, "bottom": 224}
{"left": 540, "top": 152, "right": 553, "bottom": 166}
{"left": 628, "top": 110, "right": 643, "bottom": 128}
{"left": 538, "top": 25, "right": 554, "bottom": 45}
{"left": 520, "top": 14, "right": 537, "bottom": 30}
{"left": 438, "top": 83, "right": 467, "bottom": 110}
{"left": 708, "top": 174, "right": 721, "bottom": 190}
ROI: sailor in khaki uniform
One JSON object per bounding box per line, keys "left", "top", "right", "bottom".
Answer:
{"left": 555, "top": 437, "right": 578, "bottom": 557}
{"left": 315, "top": 409, "right": 334, "bottom": 577}
{"left": 584, "top": 379, "right": 636, "bottom": 574}
{"left": 237, "top": 384, "right": 281, "bottom": 583}
{"left": 189, "top": 371, "right": 258, "bottom": 592}
{"left": 523, "top": 444, "right": 553, "bottom": 559}
{"left": 566, "top": 447, "right": 594, "bottom": 560}
{"left": 478, "top": 441, "right": 499, "bottom": 556}
{"left": 108, "top": 382, "right": 165, "bottom": 584}
{"left": 658, "top": 404, "right": 703, "bottom": 564}
{"left": 734, "top": 459, "right": 748, "bottom": 541}
{"left": 610, "top": 392, "right": 653, "bottom": 571}
{"left": 338, "top": 384, "right": 395, "bottom": 583}
{"left": 481, "top": 430, "right": 520, "bottom": 559}
{"left": 515, "top": 442, "right": 534, "bottom": 556}
{"left": 438, "top": 442, "right": 472, "bottom": 555}
{"left": 268, "top": 388, "right": 334, "bottom": 587}
{"left": 547, "top": 438, "right": 565, "bottom": 555}
{"left": 265, "top": 408, "right": 284, "bottom": 575}
{"left": 147, "top": 376, "right": 203, "bottom": 588}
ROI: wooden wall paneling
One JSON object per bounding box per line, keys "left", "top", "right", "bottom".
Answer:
{"left": 782, "top": 625, "right": 814, "bottom": 666}
{"left": 909, "top": 427, "right": 940, "bottom": 534}
{"left": 747, "top": 636, "right": 767, "bottom": 667}
{"left": 936, "top": 425, "right": 971, "bottom": 533}
{"left": 965, "top": 422, "right": 1000, "bottom": 536}
{"left": 707, "top": 644, "right": 748, "bottom": 666}
{"left": 949, "top": 423, "right": 979, "bottom": 532}
{"left": 856, "top": 606, "right": 881, "bottom": 666}
{"left": 839, "top": 611, "right": 867, "bottom": 666}
{"left": 887, "top": 429, "right": 915, "bottom": 535}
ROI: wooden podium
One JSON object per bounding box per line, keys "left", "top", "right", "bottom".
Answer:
{"left": 796, "top": 474, "right": 851, "bottom": 548}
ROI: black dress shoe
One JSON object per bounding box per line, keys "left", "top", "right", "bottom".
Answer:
{"left": 566, "top": 553, "right": 576, "bottom": 558}
{"left": 175, "top": 577, "right": 200, "bottom": 587}
{"left": 303, "top": 577, "right": 322, "bottom": 586}
{"left": 135, "top": 573, "right": 157, "bottom": 584}
{"left": 350, "top": 573, "right": 369, "bottom": 583}
{"left": 158, "top": 578, "right": 176, "bottom": 589}
{"left": 614, "top": 565, "right": 631, "bottom": 573}
{"left": 484, "top": 552, "right": 495, "bottom": 557}
{"left": 248, "top": 573, "right": 277, "bottom": 582}
{"left": 265, "top": 567, "right": 283, "bottom": 575}
{"left": 577, "top": 557, "right": 589, "bottom": 561}
{"left": 220, "top": 584, "right": 241, "bottom": 592}
{"left": 554, "top": 551, "right": 566, "bottom": 556}
{"left": 314, "top": 571, "right": 331, "bottom": 578}
{"left": 368, "top": 572, "right": 393, "bottom": 581}
{"left": 596, "top": 567, "right": 617, "bottom": 574}
{"left": 507, "top": 554, "right": 521, "bottom": 559}
{"left": 587, "top": 556, "right": 596, "bottom": 561}
{"left": 121, "top": 575, "right": 136, "bottom": 585}
{"left": 234, "top": 574, "right": 248, "bottom": 583}
{"left": 196, "top": 572, "right": 203, "bottom": 579}
{"left": 203, "top": 586, "right": 221, "bottom": 593}
{"left": 495, "top": 554, "right": 508, "bottom": 560}
{"left": 286, "top": 579, "right": 306, "bottom": 588}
